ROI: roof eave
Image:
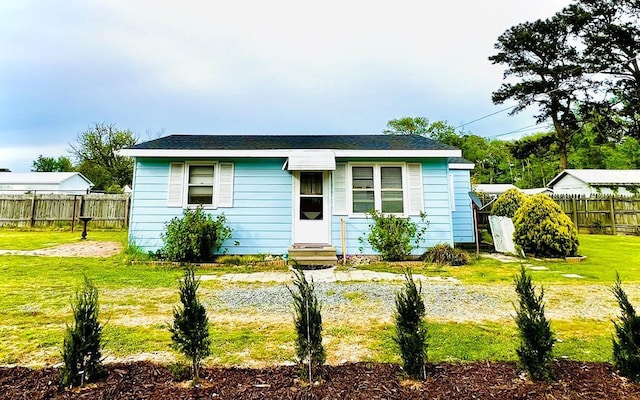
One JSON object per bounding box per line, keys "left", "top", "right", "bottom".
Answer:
{"left": 117, "top": 148, "right": 462, "bottom": 158}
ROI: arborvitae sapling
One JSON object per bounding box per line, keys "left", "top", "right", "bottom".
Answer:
{"left": 289, "top": 268, "right": 325, "bottom": 380}
{"left": 60, "top": 277, "right": 104, "bottom": 388}
{"left": 169, "top": 265, "right": 211, "bottom": 380}
{"left": 394, "top": 269, "right": 428, "bottom": 380}
{"left": 513, "top": 266, "right": 556, "bottom": 381}
{"left": 612, "top": 273, "right": 640, "bottom": 381}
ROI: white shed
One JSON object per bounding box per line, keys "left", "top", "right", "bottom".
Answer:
{"left": 473, "top": 183, "right": 519, "bottom": 197}
{"left": 547, "top": 169, "right": 640, "bottom": 197}
{"left": 0, "top": 172, "right": 93, "bottom": 194}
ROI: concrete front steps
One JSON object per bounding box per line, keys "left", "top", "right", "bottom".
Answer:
{"left": 288, "top": 243, "right": 337, "bottom": 266}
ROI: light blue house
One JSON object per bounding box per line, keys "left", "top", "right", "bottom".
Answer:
{"left": 120, "top": 134, "right": 475, "bottom": 263}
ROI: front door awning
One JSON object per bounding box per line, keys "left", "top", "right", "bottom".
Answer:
{"left": 283, "top": 151, "right": 336, "bottom": 171}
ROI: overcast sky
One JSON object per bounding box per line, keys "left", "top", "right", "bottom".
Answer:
{"left": 0, "top": 0, "right": 571, "bottom": 172}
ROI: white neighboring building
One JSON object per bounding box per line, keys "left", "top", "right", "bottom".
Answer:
{"left": 473, "top": 183, "right": 518, "bottom": 197}
{"left": 547, "top": 169, "right": 640, "bottom": 197}
{"left": 0, "top": 172, "right": 93, "bottom": 194}
{"left": 521, "top": 187, "right": 554, "bottom": 196}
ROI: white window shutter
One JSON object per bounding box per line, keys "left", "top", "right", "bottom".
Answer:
{"left": 217, "top": 162, "right": 234, "bottom": 207}
{"left": 407, "top": 163, "right": 424, "bottom": 215}
{"left": 168, "top": 163, "right": 184, "bottom": 207}
{"left": 333, "top": 163, "right": 347, "bottom": 215}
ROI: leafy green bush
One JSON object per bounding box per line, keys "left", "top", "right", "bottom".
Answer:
{"left": 513, "top": 194, "right": 579, "bottom": 258}
{"left": 423, "top": 243, "right": 470, "bottom": 266}
{"left": 289, "top": 269, "right": 325, "bottom": 380}
{"left": 395, "top": 270, "right": 428, "bottom": 380}
{"left": 491, "top": 188, "right": 528, "bottom": 218}
{"left": 60, "top": 277, "right": 104, "bottom": 388}
{"left": 161, "top": 206, "right": 233, "bottom": 262}
{"left": 513, "top": 266, "right": 555, "bottom": 381}
{"left": 169, "top": 266, "right": 211, "bottom": 381}
{"left": 361, "top": 210, "right": 428, "bottom": 261}
{"left": 612, "top": 274, "right": 640, "bottom": 381}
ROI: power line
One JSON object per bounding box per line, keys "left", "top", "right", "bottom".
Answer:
{"left": 489, "top": 123, "right": 550, "bottom": 139}
{"left": 454, "top": 56, "right": 638, "bottom": 132}
{"left": 454, "top": 105, "right": 516, "bottom": 130}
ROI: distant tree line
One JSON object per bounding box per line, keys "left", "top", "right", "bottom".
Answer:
{"left": 384, "top": 117, "right": 640, "bottom": 189}
{"left": 30, "top": 122, "right": 138, "bottom": 192}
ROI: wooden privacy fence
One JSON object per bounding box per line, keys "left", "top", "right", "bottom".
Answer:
{"left": 0, "top": 194, "right": 131, "bottom": 229}
{"left": 477, "top": 195, "right": 640, "bottom": 236}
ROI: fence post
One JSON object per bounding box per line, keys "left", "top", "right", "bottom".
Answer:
{"left": 610, "top": 197, "right": 617, "bottom": 235}
{"left": 29, "top": 193, "right": 37, "bottom": 228}
{"left": 124, "top": 195, "right": 131, "bottom": 228}
{"left": 71, "top": 195, "right": 78, "bottom": 232}
{"left": 79, "top": 195, "right": 85, "bottom": 219}
{"left": 571, "top": 197, "right": 578, "bottom": 227}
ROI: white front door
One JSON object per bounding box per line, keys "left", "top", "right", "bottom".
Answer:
{"left": 293, "top": 171, "right": 330, "bottom": 244}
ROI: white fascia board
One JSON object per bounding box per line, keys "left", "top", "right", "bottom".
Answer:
{"left": 117, "top": 148, "right": 462, "bottom": 158}
{"left": 449, "top": 162, "right": 475, "bottom": 170}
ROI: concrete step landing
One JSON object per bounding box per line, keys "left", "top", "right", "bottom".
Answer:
{"left": 288, "top": 243, "right": 337, "bottom": 266}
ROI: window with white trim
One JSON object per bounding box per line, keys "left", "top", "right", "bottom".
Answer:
{"left": 187, "top": 164, "right": 215, "bottom": 205}
{"left": 167, "top": 162, "right": 234, "bottom": 208}
{"left": 350, "top": 164, "right": 406, "bottom": 214}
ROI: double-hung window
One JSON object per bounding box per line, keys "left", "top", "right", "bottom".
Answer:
{"left": 168, "top": 162, "right": 234, "bottom": 208}
{"left": 187, "top": 164, "right": 215, "bottom": 206}
{"left": 350, "top": 164, "right": 406, "bottom": 214}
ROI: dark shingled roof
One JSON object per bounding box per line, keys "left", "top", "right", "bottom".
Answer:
{"left": 448, "top": 157, "right": 474, "bottom": 164}
{"left": 127, "top": 134, "right": 457, "bottom": 151}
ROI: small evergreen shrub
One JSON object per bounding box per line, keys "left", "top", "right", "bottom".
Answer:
{"left": 60, "top": 277, "right": 104, "bottom": 388}
{"left": 513, "top": 194, "right": 579, "bottom": 258}
{"left": 169, "top": 266, "right": 211, "bottom": 380}
{"left": 361, "top": 210, "right": 428, "bottom": 261}
{"left": 288, "top": 269, "right": 325, "bottom": 380}
{"left": 395, "top": 269, "right": 428, "bottom": 380}
{"left": 161, "top": 206, "right": 233, "bottom": 262}
{"left": 491, "top": 188, "right": 528, "bottom": 218}
{"left": 611, "top": 273, "right": 640, "bottom": 381}
{"left": 513, "top": 266, "right": 555, "bottom": 381}
{"left": 423, "top": 243, "right": 470, "bottom": 266}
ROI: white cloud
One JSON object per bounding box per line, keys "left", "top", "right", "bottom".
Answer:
{"left": 0, "top": 0, "right": 572, "bottom": 164}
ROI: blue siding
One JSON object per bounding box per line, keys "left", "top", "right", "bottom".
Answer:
{"left": 129, "top": 158, "right": 293, "bottom": 256}
{"left": 331, "top": 159, "right": 454, "bottom": 256}
{"left": 450, "top": 169, "right": 475, "bottom": 243}
{"left": 129, "top": 157, "right": 473, "bottom": 257}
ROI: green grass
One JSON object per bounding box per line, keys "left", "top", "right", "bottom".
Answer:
{"left": 0, "top": 230, "right": 636, "bottom": 367}
{"left": 362, "top": 234, "right": 640, "bottom": 284}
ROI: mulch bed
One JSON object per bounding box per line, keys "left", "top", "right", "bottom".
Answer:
{"left": 1, "top": 360, "right": 639, "bottom": 399}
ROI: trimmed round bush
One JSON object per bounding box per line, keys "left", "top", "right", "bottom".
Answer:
{"left": 491, "top": 188, "right": 528, "bottom": 218}
{"left": 513, "top": 194, "right": 579, "bottom": 258}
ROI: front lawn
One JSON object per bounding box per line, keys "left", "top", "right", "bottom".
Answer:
{"left": 364, "top": 234, "right": 640, "bottom": 284}
{"left": 0, "top": 231, "right": 637, "bottom": 367}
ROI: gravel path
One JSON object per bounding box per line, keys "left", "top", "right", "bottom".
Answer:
{"left": 207, "top": 278, "right": 631, "bottom": 323}
{"left": 210, "top": 281, "right": 511, "bottom": 322}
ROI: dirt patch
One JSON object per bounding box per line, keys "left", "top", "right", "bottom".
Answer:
{"left": 0, "top": 241, "right": 122, "bottom": 257}
{"left": 1, "top": 360, "right": 638, "bottom": 399}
